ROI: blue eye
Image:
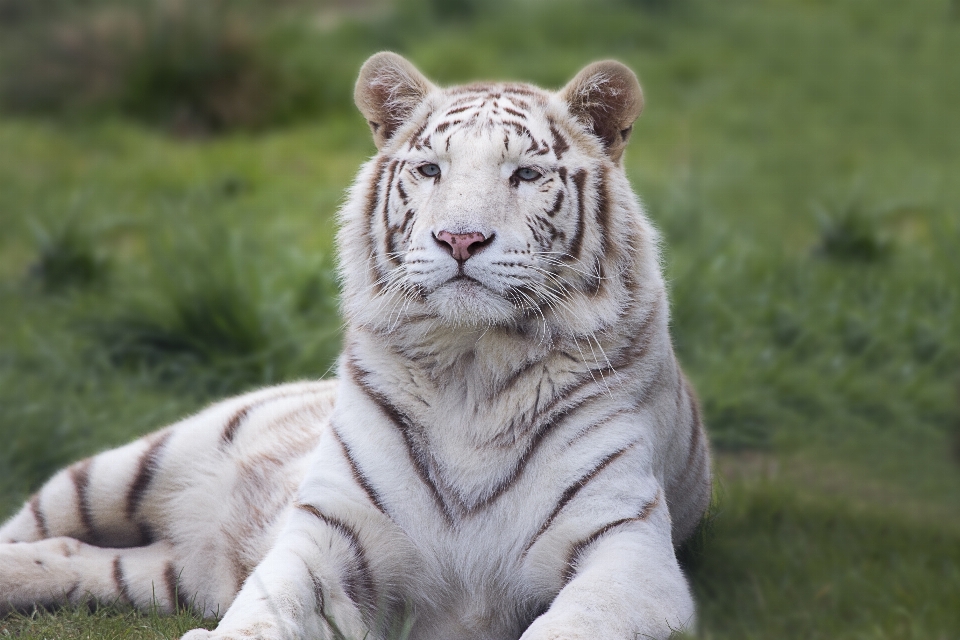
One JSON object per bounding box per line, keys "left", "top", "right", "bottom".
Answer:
{"left": 515, "top": 167, "right": 542, "bottom": 181}
{"left": 418, "top": 163, "right": 441, "bottom": 178}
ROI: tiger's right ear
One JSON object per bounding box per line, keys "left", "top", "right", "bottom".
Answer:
{"left": 355, "top": 52, "right": 435, "bottom": 150}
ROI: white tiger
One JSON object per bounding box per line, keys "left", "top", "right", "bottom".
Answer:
{"left": 0, "top": 53, "right": 711, "bottom": 640}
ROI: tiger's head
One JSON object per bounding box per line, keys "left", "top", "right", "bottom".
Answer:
{"left": 339, "top": 53, "right": 661, "bottom": 343}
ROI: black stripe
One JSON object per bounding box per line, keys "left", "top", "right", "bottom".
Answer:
{"left": 468, "top": 397, "right": 599, "bottom": 512}
{"left": 30, "top": 494, "right": 49, "bottom": 538}
{"left": 345, "top": 357, "right": 456, "bottom": 525}
{"left": 331, "top": 423, "right": 388, "bottom": 515}
{"left": 70, "top": 460, "right": 95, "bottom": 541}
{"left": 345, "top": 349, "right": 626, "bottom": 518}
{"left": 467, "top": 441, "right": 547, "bottom": 510}
{"left": 296, "top": 504, "right": 376, "bottom": 614}
{"left": 138, "top": 522, "right": 155, "bottom": 546}
{"left": 490, "top": 359, "right": 543, "bottom": 398}
{"left": 307, "top": 567, "right": 326, "bottom": 614}
{"left": 549, "top": 121, "right": 570, "bottom": 159}
{"left": 684, "top": 376, "right": 704, "bottom": 440}
{"left": 126, "top": 430, "right": 173, "bottom": 520}
{"left": 228, "top": 538, "right": 254, "bottom": 595}
{"left": 543, "top": 331, "right": 651, "bottom": 420}
{"left": 675, "top": 439, "right": 708, "bottom": 498}
{"left": 561, "top": 493, "right": 661, "bottom": 584}
{"left": 686, "top": 416, "right": 703, "bottom": 468}
{"left": 545, "top": 190, "right": 564, "bottom": 218}
{"left": 600, "top": 299, "right": 662, "bottom": 375}
{"left": 398, "top": 209, "right": 416, "bottom": 236}
{"left": 407, "top": 121, "right": 429, "bottom": 150}
{"left": 504, "top": 120, "right": 534, "bottom": 141}
{"left": 594, "top": 166, "right": 610, "bottom": 257}
{"left": 503, "top": 85, "right": 536, "bottom": 95}
{"left": 585, "top": 255, "right": 605, "bottom": 297}
{"left": 524, "top": 444, "right": 634, "bottom": 556}
{"left": 564, "top": 408, "right": 633, "bottom": 447}
{"left": 164, "top": 562, "right": 190, "bottom": 612}
{"left": 508, "top": 369, "right": 606, "bottom": 443}
{"left": 221, "top": 405, "right": 250, "bottom": 445}
{"left": 382, "top": 160, "right": 398, "bottom": 229}
{"left": 365, "top": 157, "right": 391, "bottom": 294}
{"left": 65, "top": 580, "right": 81, "bottom": 603}
{"left": 221, "top": 388, "right": 322, "bottom": 447}
{"left": 113, "top": 555, "right": 134, "bottom": 604}
{"left": 382, "top": 160, "right": 400, "bottom": 264}
{"left": 502, "top": 91, "right": 534, "bottom": 108}
{"left": 568, "top": 169, "right": 587, "bottom": 261}
{"left": 668, "top": 374, "right": 704, "bottom": 489}
{"left": 445, "top": 104, "right": 474, "bottom": 116}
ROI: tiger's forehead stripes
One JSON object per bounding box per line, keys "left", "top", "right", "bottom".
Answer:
{"left": 403, "top": 87, "right": 560, "bottom": 160}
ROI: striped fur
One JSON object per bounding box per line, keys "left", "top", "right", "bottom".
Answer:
{"left": 0, "top": 53, "right": 710, "bottom": 640}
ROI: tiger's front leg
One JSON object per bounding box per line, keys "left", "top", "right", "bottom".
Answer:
{"left": 521, "top": 491, "right": 695, "bottom": 640}
{"left": 181, "top": 501, "right": 409, "bottom": 640}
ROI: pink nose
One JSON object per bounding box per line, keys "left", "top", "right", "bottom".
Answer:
{"left": 435, "top": 230, "right": 489, "bottom": 262}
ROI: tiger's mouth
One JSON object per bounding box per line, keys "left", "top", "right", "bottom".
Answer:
{"left": 438, "top": 273, "right": 494, "bottom": 297}
{"left": 425, "top": 273, "right": 519, "bottom": 326}
{"left": 448, "top": 273, "right": 483, "bottom": 285}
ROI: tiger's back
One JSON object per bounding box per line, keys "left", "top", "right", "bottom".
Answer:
{"left": 1, "top": 53, "right": 710, "bottom": 640}
{"left": 0, "top": 381, "right": 338, "bottom": 613}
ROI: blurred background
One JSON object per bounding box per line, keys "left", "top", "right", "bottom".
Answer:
{"left": 0, "top": 0, "right": 958, "bottom": 638}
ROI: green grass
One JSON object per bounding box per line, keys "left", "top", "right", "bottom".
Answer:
{"left": 694, "top": 475, "right": 960, "bottom": 640}
{"left": 0, "top": 605, "right": 216, "bottom": 639}
{"left": 1, "top": 0, "right": 959, "bottom": 637}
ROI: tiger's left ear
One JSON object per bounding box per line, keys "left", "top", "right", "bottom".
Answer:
{"left": 355, "top": 52, "right": 436, "bottom": 150}
{"left": 560, "top": 61, "right": 644, "bottom": 163}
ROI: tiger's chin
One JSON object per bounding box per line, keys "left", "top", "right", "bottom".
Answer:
{"left": 425, "top": 278, "right": 519, "bottom": 327}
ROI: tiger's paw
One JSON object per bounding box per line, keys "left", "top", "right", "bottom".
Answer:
{"left": 519, "top": 612, "right": 683, "bottom": 640}
{"left": 180, "top": 630, "right": 250, "bottom": 640}
{"left": 519, "top": 613, "right": 590, "bottom": 640}
{"left": 180, "top": 623, "right": 284, "bottom": 640}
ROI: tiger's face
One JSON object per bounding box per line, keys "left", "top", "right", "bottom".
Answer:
{"left": 382, "top": 89, "right": 600, "bottom": 326}
{"left": 342, "top": 54, "right": 649, "bottom": 334}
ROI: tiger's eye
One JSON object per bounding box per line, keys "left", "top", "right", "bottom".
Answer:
{"left": 418, "top": 163, "right": 441, "bottom": 178}
{"left": 515, "top": 167, "right": 542, "bottom": 181}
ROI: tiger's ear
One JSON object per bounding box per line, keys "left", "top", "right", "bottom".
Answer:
{"left": 560, "top": 61, "right": 644, "bottom": 163}
{"left": 355, "top": 52, "right": 435, "bottom": 150}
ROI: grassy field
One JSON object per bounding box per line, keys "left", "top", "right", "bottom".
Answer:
{"left": 1, "top": 0, "right": 959, "bottom": 638}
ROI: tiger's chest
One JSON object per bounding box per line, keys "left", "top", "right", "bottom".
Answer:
{"left": 300, "top": 381, "right": 650, "bottom": 631}
{"left": 385, "top": 459, "right": 647, "bottom": 640}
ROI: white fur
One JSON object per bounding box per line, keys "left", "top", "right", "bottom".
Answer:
{"left": 0, "top": 55, "right": 710, "bottom": 640}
